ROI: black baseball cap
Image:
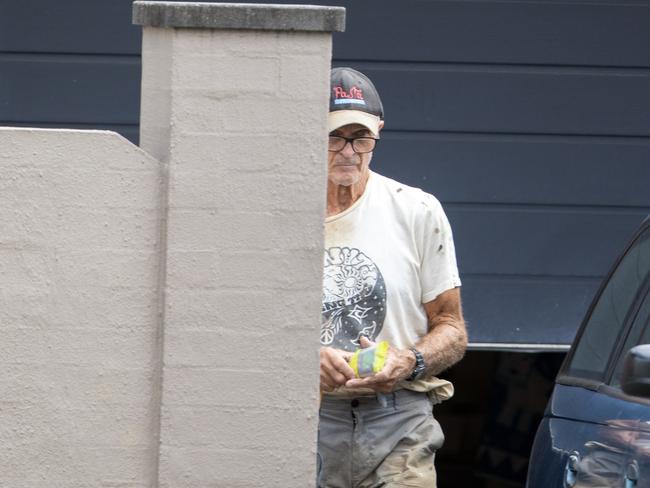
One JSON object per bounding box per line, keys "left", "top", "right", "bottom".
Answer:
{"left": 329, "top": 67, "right": 384, "bottom": 135}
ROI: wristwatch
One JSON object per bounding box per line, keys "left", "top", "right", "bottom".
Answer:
{"left": 406, "top": 347, "right": 426, "bottom": 381}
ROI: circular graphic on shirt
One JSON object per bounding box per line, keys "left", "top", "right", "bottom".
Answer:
{"left": 321, "top": 247, "right": 386, "bottom": 351}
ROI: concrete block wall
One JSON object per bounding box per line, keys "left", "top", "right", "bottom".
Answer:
{"left": 135, "top": 3, "right": 344, "bottom": 486}
{"left": 0, "top": 3, "right": 344, "bottom": 487}
{"left": 0, "top": 128, "right": 162, "bottom": 488}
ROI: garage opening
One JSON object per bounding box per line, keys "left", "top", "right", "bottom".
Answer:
{"left": 435, "top": 350, "right": 566, "bottom": 488}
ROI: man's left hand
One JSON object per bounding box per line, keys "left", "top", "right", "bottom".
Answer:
{"left": 344, "top": 336, "right": 416, "bottom": 393}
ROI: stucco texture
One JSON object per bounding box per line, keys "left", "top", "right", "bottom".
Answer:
{"left": 139, "top": 26, "right": 331, "bottom": 487}
{"left": 0, "top": 128, "right": 162, "bottom": 488}
{"left": 0, "top": 3, "right": 337, "bottom": 486}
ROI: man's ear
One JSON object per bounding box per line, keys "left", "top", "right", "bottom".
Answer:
{"left": 378, "top": 120, "right": 385, "bottom": 133}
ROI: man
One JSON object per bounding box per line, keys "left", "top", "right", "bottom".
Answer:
{"left": 318, "top": 67, "right": 468, "bottom": 488}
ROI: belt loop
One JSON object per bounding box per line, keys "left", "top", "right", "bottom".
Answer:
{"left": 391, "top": 391, "right": 397, "bottom": 410}
{"left": 376, "top": 393, "right": 388, "bottom": 408}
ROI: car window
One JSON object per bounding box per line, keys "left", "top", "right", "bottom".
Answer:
{"left": 566, "top": 225, "right": 650, "bottom": 381}
{"left": 610, "top": 288, "right": 650, "bottom": 388}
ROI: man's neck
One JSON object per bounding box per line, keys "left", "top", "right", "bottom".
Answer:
{"left": 326, "top": 171, "right": 370, "bottom": 217}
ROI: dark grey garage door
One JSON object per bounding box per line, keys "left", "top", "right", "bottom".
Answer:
{"left": 2, "top": 0, "right": 649, "bottom": 349}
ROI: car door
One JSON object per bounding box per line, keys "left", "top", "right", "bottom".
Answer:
{"left": 527, "top": 219, "right": 650, "bottom": 488}
{"left": 605, "top": 289, "right": 650, "bottom": 488}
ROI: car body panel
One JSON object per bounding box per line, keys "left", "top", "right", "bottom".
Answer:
{"left": 550, "top": 384, "right": 650, "bottom": 425}
{"left": 527, "top": 216, "right": 650, "bottom": 487}
{"left": 528, "top": 384, "right": 650, "bottom": 487}
{"left": 528, "top": 416, "right": 632, "bottom": 487}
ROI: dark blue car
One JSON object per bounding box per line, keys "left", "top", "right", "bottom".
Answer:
{"left": 527, "top": 217, "right": 650, "bottom": 487}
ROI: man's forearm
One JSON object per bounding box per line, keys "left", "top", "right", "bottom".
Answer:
{"left": 415, "top": 288, "right": 468, "bottom": 376}
{"left": 415, "top": 318, "right": 467, "bottom": 376}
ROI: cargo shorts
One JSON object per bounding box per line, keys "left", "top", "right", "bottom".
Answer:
{"left": 317, "top": 389, "right": 444, "bottom": 488}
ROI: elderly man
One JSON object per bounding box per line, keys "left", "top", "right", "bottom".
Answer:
{"left": 318, "top": 67, "right": 468, "bottom": 488}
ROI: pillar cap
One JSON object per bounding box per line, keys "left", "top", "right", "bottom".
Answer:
{"left": 133, "top": 2, "right": 346, "bottom": 32}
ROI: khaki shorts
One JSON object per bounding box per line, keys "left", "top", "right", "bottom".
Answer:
{"left": 317, "top": 389, "right": 444, "bottom": 488}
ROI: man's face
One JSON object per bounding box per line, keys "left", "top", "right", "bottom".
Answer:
{"left": 327, "top": 124, "right": 376, "bottom": 187}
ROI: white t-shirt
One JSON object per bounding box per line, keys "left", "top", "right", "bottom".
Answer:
{"left": 322, "top": 171, "right": 461, "bottom": 397}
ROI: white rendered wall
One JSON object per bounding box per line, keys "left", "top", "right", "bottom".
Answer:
{"left": 139, "top": 28, "right": 331, "bottom": 488}
{"left": 0, "top": 5, "right": 338, "bottom": 486}
{"left": 0, "top": 128, "right": 162, "bottom": 488}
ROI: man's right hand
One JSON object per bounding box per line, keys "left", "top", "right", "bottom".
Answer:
{"left": 320, "top": 347, "right": 356, "bottom": 392}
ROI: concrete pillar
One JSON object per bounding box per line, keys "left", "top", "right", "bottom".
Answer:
{"left": 133, "top": 3, "right": 345, "bottom": 487}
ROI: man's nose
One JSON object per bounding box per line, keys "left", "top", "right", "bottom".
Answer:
{"left": 340, "top": 140, "right": 356, "bottom": 157}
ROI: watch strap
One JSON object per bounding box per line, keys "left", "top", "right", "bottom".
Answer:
{"left": 406, "top": 347, "right": 426, "bottom": 381}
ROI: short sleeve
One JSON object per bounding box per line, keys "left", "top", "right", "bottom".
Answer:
{"left": 418, "top": 195, "right": 462, "bottom": 303}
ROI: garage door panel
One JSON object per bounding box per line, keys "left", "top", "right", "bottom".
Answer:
{"left": 462, "top": 276, "right": 600, "bottom": 346}
{"left": 0, "top": 56, "right": 140, "bottom": 124}
{"left": 5, "top": 0, "right": 647, "bottom": 69}
{"left": 0, "top": 0, "right": 139, "bottom": 55}
{"left": 373, "top": 133, "right": 650, "bottom": 207}
{"left": 450, "top": 207, "right": 648, "bottom": 277}
{"left": 330, "top": 0, "right": 650, "bottom": 67}
{"left": 347, "top": 65, "right": 650, "bottom": 136}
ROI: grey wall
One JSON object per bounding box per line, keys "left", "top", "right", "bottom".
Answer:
{"left": 0, "top": 128, "right": 162, "bottom": 488}
{"left": 137, "top": 14, "right": 336, "bottom": 485}
{"left": 2, "top": 0, "right": 649, "bottom": 347}
{"left": 0, "top": 2, "right": 340, "bottom": 485}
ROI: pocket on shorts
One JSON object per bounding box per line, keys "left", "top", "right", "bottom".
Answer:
{"left": 426, "top": 412, "right": 445, "bottom": 453}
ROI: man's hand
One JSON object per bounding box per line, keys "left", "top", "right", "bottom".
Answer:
{"left": 320, "top": 347, "right": 356, "bottom": 392}
{"left": 344, "top": 337, "right": 416, "bottom": 393}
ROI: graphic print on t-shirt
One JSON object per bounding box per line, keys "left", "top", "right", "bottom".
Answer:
{"left": 321, "top": 247, "right": 387, "bottom": 351}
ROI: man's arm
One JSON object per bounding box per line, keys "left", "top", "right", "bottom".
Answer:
{"left": 345, "top": 287, "right": 467, "bottom": 392}
{"left": 417, "top": 287, "right": 467, "bottom": 376}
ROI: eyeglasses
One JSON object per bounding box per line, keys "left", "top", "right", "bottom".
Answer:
{"left": 328, "top": 135, "right": 378, "bottom": 154}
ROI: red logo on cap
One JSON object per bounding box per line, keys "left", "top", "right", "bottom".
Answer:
{"left": 334, "top": 85, "right": 364, "bottom": 100}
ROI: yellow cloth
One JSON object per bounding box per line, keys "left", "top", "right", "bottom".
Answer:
{"left": 349, "top": 341, "right": 389, "bottom": 378}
